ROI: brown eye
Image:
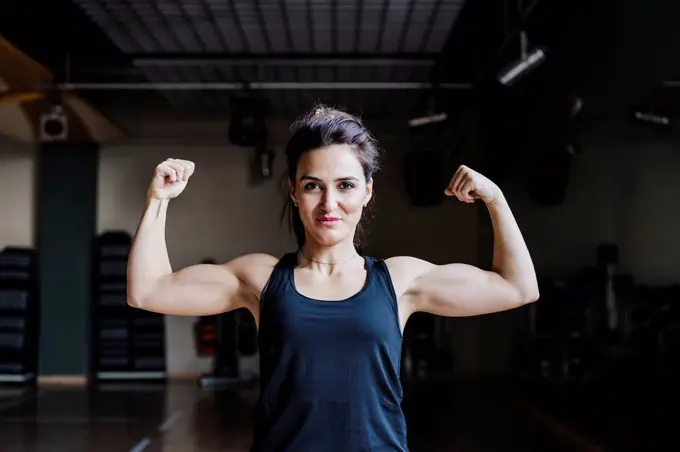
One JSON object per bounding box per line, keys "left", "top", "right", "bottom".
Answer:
{"left": 338, "top": 182, "right": 355, "bottom": 190}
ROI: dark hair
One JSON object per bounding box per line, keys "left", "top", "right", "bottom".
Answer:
{"left": 280, "top": 105, "right": 382, "bottom": 249}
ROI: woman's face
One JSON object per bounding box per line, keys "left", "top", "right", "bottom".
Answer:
{"left": 291, "top": 144, "right": 373, "bottom": 247}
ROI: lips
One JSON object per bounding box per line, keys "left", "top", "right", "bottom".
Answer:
{"left": 317, "top": 216, "right": 341, "bottom": 224}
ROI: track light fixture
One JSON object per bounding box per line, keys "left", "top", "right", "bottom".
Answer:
{"left": 498, "top": 31, "right": 546, "bottom": 86}
{"left": 633, "top": 111, "right": 670, "bottom": 127}
{"left": 408, "top": 87, "right": 448, "bottom": 128}
{"left": 631, "top": 105, "right": 671, "bottom": 132}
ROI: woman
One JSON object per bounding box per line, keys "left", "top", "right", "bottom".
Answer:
{"left": 127, "top": 106, "right": 539, "bottom": 451}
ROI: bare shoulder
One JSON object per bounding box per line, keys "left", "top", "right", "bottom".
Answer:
{"left": 384, "top": 256, "right": 436, "bottom": 299}
{"left": 224, "top": 252, "right": 280, "bottom": 271}
{"left": 222, "top": 253, "right": 279, "bottom": 302}
{"left": 223, "top": 253, "right": 279, "bottom": 297}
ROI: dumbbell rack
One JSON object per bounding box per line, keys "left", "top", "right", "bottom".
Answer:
{"left": 0, "top": 247, "right": 39, "bottom": 384}
{"left": 91, "top": 231, "right": 166, "bottom": 382}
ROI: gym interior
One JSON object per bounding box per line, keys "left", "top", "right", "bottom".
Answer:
{"left": 1, "top": 0, "right": 679, "bottom": 451}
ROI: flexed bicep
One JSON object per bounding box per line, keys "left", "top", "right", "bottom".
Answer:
{"left": 128, "top": 253, "right": 277, "bottom": 317}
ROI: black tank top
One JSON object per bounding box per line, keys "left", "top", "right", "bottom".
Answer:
{"left": 251, "top": 252, "right": 408, "bottom": 452}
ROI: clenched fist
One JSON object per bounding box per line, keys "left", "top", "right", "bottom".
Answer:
{"left": 148, "top": 158, "right": 195, "bottom": 200}
{"left": 445, "top": 165, "right": 501, "bottom": 205}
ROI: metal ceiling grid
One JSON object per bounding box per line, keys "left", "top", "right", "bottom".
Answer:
{"left": 134, "top": 60, "right": 438, "bottom": 115}
{"left": 135, "top": 63, "right": 432, "bottom": 84}
{"left": 70, "top": 0, "right": 466, "bottom": 115}
{"left": 73, "top": 0, "right": 462, "bottom": 55}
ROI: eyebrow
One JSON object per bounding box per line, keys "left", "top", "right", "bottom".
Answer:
{"left": 299, "top": 175, "right": 360, "bottom": 183}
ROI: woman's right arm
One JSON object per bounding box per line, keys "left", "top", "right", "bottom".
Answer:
{"left": 126, "top": 158, "right": 278, "bottom": 317}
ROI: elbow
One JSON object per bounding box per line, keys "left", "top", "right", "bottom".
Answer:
{"left": 127, "top": 294, "right": 143, "bottom": 309}
{"left": 520, "top": 288, "right": 540, "bottom": 305}
{"left": 525, "top": 292, "right": 540, "bottom": 304}
{"left": 126, "top": 287, "right": 149, "bottom": 309}
{"left": 516, "top": 276, "right": 540, "bottom": 305}
{"left": 511, "top": 283, "right": 539, "bottom": 306}
{"left": 126, "top": 279, "right": 164, "bottom": 310}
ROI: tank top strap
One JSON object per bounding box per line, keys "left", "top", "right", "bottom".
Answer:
{"left": 260, "top": 252, "right": 296, "bottom": 302}
{"left": 261, "top": 253, "right": 400, "bottom": 314}
{"left": 366, "top": 256, "right": 399, "bottom": 302}
{"left": 365, "top": 256, "right": 401, "bottom": 329}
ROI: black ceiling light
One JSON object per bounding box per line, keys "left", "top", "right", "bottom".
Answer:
{"left": 633, "top": 109, "right": 670, "bottom": 127}
{"left": 408, "top": 86, "right": 449, "bottom": 128}
{"left": 631, "top": 104, "right": 672, "bottom": 133}
{"left": 229, "top": 94, "right": 268, "bottom": 147}
{"left": 570, "top": 96, "right": 584, "bottom": 117}
{"left": 498, "top": 30, "right": 547, "bottom": 86}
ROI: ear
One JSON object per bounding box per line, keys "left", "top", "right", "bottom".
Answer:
{"left": 288, "top": 179, "right": 299, "bottom": 206}
{"left": 364, "top": 177, "right": 373, "bottom": 206}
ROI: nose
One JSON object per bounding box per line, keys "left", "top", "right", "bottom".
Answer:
{"left": 321, "top": 188, "right": 338, "bottom": 212}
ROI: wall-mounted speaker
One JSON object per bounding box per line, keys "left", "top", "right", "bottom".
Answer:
{"left": 39, "top": 105, "right": 68, "bottom": 142}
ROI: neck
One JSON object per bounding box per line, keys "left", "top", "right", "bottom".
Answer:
{"left": 299, "top": 240, "right": 359, "bottom": 267}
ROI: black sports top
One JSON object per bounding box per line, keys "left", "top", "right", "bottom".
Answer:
{"left": 251, "top": 252, "right": 408, "bottom": 451}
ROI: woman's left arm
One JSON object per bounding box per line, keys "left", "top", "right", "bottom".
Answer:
{"left": 387, "top": 165, "right": 539, "bottom": 318}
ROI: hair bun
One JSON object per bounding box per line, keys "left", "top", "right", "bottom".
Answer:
{"left": 314, "top": 107, "right": 333, "bottom": 119}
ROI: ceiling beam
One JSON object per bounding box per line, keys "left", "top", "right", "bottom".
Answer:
{"left": 56, "top": 81, "right": 472, "bottom": 91}
{"left": 131, "top": 52, "right": 439, "bottom": 67}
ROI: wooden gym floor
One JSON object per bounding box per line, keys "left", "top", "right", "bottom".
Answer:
{"left": 0, "top": 380, "right": 602, "bottom": 452}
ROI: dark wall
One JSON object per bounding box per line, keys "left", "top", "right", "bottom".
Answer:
{"left": 439, "top": 0, "right": 680, "bottom": 166}
{"left": 455, "top": 0, "right": 680, "bottom": 206}
{"left": 35, "top": 143, "right": 99, "bottom": 375}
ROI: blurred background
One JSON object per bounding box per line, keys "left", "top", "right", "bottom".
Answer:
{"left": 0, "top": 0, "right": 679, "bottom": 451}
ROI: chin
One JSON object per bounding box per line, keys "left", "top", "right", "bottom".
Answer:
{"left": 310, "top": 228, "right": 353, "bottom": 247}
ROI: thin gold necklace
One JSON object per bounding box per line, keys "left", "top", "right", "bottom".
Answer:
{"left": 298, "top": 249, "right": 359, "bottom": 265}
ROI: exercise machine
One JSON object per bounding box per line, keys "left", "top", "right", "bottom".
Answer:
{"left": 0, "top": 247, "right": 39, "bottom": 384}
{"left": 91, "top": 231, "right": 167, "bottom": 382}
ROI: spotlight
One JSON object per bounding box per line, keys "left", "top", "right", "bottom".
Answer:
{"left": 498, "top": 31, "right": 547, "bottom": 86}
{"left": 570, "top": 97, "right": 584, "bottom": 117}
{"left": 565, "top": 142, "right": 581, "bottom": 156}
{"left": 631, "top": 105, "right": 671, "bottom": 131}
{"left": 408, "top": 112, "right": 448, "bottom": 128}
{"left": 408, "top": 91, "right": 448, "bottom": 129}
{"left": 633, "top": 111, "right": 669, "bottom": 127}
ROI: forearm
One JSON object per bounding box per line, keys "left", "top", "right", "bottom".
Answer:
{"left": 127, "top": 198, "right": 173, "bottom": 304}
{"left": 486, "top": 194, "right": 538, "bottom": 301}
